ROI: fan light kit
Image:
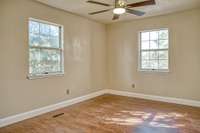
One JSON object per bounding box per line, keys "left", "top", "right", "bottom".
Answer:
{"left": 113, "top": 8, "right": 126, "bottom": 14}
{"left": 87, "top": 0, "right": 156, "bottom": 20}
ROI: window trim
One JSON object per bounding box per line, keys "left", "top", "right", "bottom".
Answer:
{"left": 27, "top": 18, "right": 64, "bottom": 79}
{"left": 138, "top": 28, "right": 170, "bottom": 73}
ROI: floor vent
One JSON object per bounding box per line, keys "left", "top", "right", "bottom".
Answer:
{"left": 52, "top": 113, "right": 64, "bottom": 118}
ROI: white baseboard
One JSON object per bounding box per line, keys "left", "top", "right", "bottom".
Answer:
{"left": 106, "top": 89, "right": 200, "bottom": 108}
{"left": 0, "top": 90, "right": 106, "bottom": 128}
{"left": 1, "top": 89, "right": 199, "bottom": 128}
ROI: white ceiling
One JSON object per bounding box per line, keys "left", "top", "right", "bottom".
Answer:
{"left": 36, "top": 0, "right": 200, "bottom": 24}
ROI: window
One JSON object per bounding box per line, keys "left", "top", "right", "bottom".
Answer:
{"left": 28, "top": 18, "right": 64, "bottom": 78}
{"left": 139, "top": 29, "right": 169, "bottom": 72}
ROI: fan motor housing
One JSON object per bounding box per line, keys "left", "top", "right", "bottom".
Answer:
{"left": 115, "top": 0, "right": 127, "bottom": 8}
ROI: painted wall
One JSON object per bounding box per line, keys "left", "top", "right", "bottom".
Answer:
{"left": 107, "top": 8, "right": 200, "bottom": 101}
{"left": 0, "top": 0, "right": 107, "bottom": 118}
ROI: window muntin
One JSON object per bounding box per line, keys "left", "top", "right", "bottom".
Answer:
{"left": 139, "top": 29, "right": 169, "bottom": 71}
{"left": 28, "top": 19, "right": 64, "bottom": 78}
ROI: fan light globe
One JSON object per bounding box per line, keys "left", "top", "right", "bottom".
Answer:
{"left": 113, "top": 8, "right": 126, "bottom": 15}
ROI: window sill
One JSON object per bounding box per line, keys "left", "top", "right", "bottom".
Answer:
{"left": 138, "top": 69, "right": 170, "bottom": 73}
{"left": 27, "top": 73, "right": 64, "bottom": 80}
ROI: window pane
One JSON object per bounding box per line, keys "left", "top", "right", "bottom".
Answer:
{"left": 159, "top": 51, "right": 168, "bottom": 59}
{"left": 40, "top": 49, "right": 61, "bottom": 73}
{"left": 40, "top": 35, "right": 50, "bottom": 47}
{"left": 29, "top": 48, "right": 41, "bottom": 74}
{"left": 159, "top": 30, "right": 168, "bottom": 39}
{"left": 159, "top": 60, "right": 168, "bottom": 69}
{"left": 49, "top": 36, "right": 60, "bottom": 48}
{"left": 50, "top": 25, "right": 59, "bottom": 36}
{"left": 38, "top": 35, "right": 60, "bottom": 48}
{"left": 141, "top": 60, "right": 150, "bottom": 69}
{"left": 141, "top": 32, "right": 149, "bottom": 41}
{"left": 40, "top": 23, "right": 50, "bottom": 36}
{"left": 150, "top": 60, "right": 158, "bottom": 69}
{"left": 150, "top": 51, "right": 158, "bottom": 60}
{"left": 29, "top": 33, "right": 40, "bottom": 47}
{"left": 150, "top": 40, "right": 158, "bottom": 49}
{"left": 150, "top": 31, "right": 158, "bottom": 40}
{"left": 159, "top": 40, "right": 168, "bottom": 49}
{"left": 141, "top": 41, "right": 149, "bottom": 50}
{"left": 29, "top": 21, "right": 39, "bottom": 34}
{"left": 30, "top": 33, "right": 59, "bottom": 48}
{"left": 141, "top": 51, "right": 149, "bottom": 60}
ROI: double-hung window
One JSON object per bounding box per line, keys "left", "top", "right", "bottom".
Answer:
{"left": 139, "top": 29, "right": 169, "bottom": 72}
{"left": 28, "top": 18, "right": 64, "bottom": 78}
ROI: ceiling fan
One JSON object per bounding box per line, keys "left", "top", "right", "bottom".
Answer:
{"left": 87, "top": 0, "right": 156, "bottom": 20}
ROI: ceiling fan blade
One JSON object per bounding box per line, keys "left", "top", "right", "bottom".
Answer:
{"left": 126, "top": 8, "right": 145, "bottom": 16}
{"left": 112, "top": 14, "right": 120, "bottom": 20}
{"left": 89, "top": 9, "right": 111, "bottom": 15}
{"left": 127, "top": 0, "right": 156, "bottom": 8}
{"left": 87, "top": 0, "right": 111, "bottom": 7}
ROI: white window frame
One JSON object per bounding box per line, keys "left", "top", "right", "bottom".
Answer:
{"left": 138, "top": 28, "right": 170, "bottom": 72}
{"left": 28, "top": 18, "right": 64, "bottom": 79}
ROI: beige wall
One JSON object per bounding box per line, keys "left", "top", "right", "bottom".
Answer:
{"left": 107, "top": 8, "right": 200, "bottom": 101}
{"left": 0, "top": 0, "right": 107, "bottom": 118}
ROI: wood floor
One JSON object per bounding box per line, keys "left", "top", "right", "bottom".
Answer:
{"left": 0, "top": 94, "right": 200, "bottom": 133}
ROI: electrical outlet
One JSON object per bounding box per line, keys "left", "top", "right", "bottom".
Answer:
{"left": 132, "top": 84, "right": 135, "bottom": 88}
{"left": 66, "top": 89, "right": 70, "bottom": 95}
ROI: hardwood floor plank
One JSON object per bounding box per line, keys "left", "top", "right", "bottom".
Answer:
{"left": 0, "top": 94, "right": 200, "bottom": 133}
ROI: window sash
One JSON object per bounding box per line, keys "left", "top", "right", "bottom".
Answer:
{"left": 28, "top": 18, "right": 64, "bottom": 78}
{"left": 29, "top": 48, "right": 63, "bottom": 74}
{"left": 139, "top": 29, "right": 169, "bottom": 72}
